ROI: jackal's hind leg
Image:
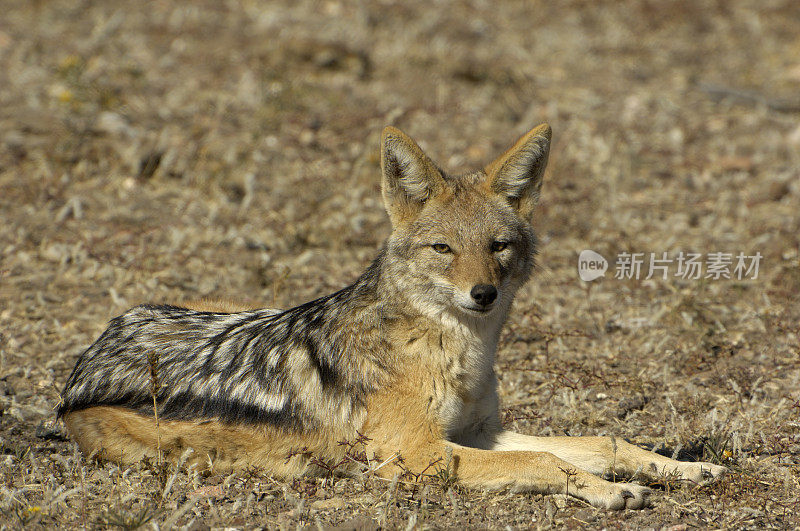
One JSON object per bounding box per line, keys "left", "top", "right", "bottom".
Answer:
{"left": 62, "top": 406, "right": 328, "bottom": 476}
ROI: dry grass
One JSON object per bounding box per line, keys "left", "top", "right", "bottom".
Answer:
{"left": 1, "top": 0, "right": 799, "bottom": 528}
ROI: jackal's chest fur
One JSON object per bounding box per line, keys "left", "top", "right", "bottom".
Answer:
{"left": 397, "top": 314, "right": 502, "bottom": 439}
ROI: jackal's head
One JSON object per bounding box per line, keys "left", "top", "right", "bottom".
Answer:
{"left": 380, "top": 124, "right": 551, "bottom": 321}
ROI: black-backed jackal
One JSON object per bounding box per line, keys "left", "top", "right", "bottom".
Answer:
{"left": 59, "top": 124, "right": 725, "bottom": 509}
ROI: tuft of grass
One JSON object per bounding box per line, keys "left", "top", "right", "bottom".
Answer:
{"left": 99, "top": 506, "right": 156, "bottom": 530}
{"left": 147, "top": 351, "right": 162, "bottom": 467}
{"left": 700, "top": 432, "right": 736, "bottom": 467}
{"left": 430, "top": 446, "right": 457, "bottom": 492}
{"left": 8, "top": 505, "right": 42, "bottom": 527}
{"left": 649, "top": 467, "right": 684, "bottom": 495}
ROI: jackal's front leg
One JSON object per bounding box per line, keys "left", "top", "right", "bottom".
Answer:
{"left": 397, "top": 442, "right": 652, "bottom": 510}
{"left": 490, "top": 432, "right": 726, "bottom": 485}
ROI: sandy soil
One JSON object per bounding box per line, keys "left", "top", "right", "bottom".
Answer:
{"left": 1, "top": 0, "right": 799, "bottom": 528}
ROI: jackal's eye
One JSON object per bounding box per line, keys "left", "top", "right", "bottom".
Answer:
{"left": 491, "top": 241, "right": 509, "bottom": 252}
{"left": 431, "top": 243, "right": 451, "bottom": 254}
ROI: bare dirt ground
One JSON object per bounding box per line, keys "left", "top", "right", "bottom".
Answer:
{"left": 1, "top": 0, "right": 799, "bottom": 528}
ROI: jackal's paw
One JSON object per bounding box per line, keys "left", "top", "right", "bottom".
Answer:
{"left": 671, "top": 461, "right": 727, "bottom": 484}
{"left": 587, "top": 482, "right": 652, "bottom": 510}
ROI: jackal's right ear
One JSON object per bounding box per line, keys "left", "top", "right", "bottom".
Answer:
{"left": 485, "top": 123, "right": 551, "bottom": 220}
{"left": 381, "top": 126, "right": 445, "bottom": 224}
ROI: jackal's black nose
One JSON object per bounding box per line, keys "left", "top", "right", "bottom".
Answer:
{"left": 470, "top": 284, "right": 497, "bottom": 306}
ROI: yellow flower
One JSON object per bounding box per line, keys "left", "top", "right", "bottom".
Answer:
{"left": 57, "top": 89, "right": 74, "bottom": 103}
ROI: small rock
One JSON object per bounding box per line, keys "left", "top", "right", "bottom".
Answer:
{"left": 138, "top": 150, "right": 163, "bottom": 180}
{"left": 189, "top": 485, "right": 224, "bottom": 498}
{"left": 183, "top": 518, "right": 211, "bottom": 531}
{"left": 616, "top": 395, "right": 648, "bottom": 419}
{"left": 310, "top": 497, "right": 345, "bottom": 510}
{"left": 766, "top": 181, "right": 790, "bottom": 202}
{"left": 572, "top": 508, "right": 596, "bottom": 522}
{"left": 552, "top": 494, "right": 568, "bottom": 509}
{"left": 96, "top": 111, "right": 136, "bottom": 137}
{"left": 35, "top": 421, "right": 68, "bottom": 441}
{"left": 329, "top": 517, "right": 379, "bottom": 531}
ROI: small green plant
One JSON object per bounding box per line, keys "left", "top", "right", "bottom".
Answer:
{"left": 284, "top": 432, "right": 373, "bottom": 486}
{"left": 147, "top": 351, "right": 162, "bottom": 467}
{"left": 99, "top": 505, "right": 156, "bottom": 530}
{"left": 558, "top": 466, "right": 580, "bottom": 499}
{"left": 430, "top": 446, "right": 457, "bottom": 491}
{"left": 11, "top": 505, "right": 42, "bottom": 526}
{"left": 700, "top": 432, "right": 735, "bottom": 466}
{"left": 649, "top": 467, "right": 683, "bottom": 494}
{"left": 138, "top": 455, "right": 171, "bottom": 494}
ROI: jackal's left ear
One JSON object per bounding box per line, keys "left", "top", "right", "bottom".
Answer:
{"left": 381, "top": 126, "right": 446, "bottom": 224}
{"left": 485, "top": 123, "right": 551, "bottom": 219}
